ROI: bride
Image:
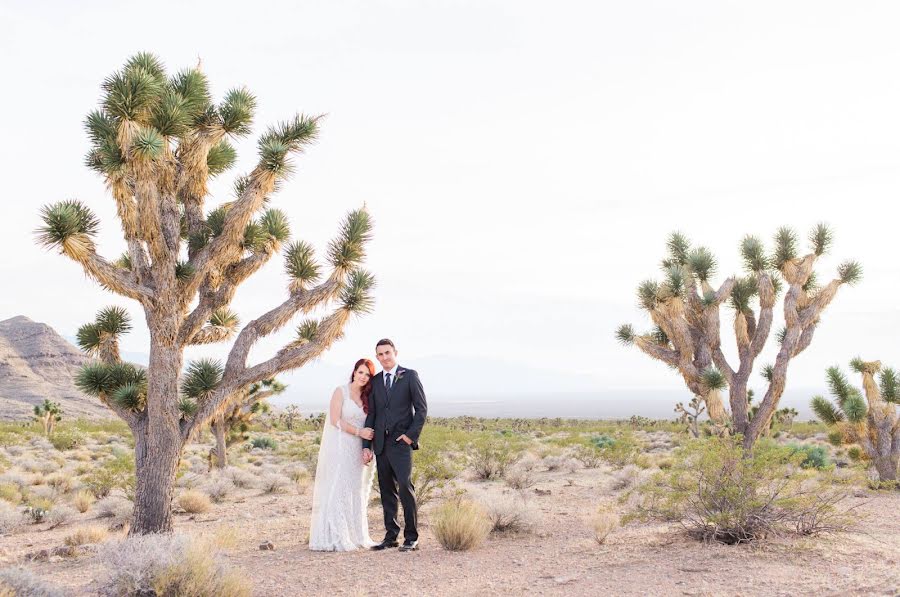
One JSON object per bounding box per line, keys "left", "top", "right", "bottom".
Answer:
{"left": 308, "top": 359, "right": 378, "bottom": 551}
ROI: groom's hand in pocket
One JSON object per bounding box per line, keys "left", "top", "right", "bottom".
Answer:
{"left": 396, "top": 434, "right": 413, "bottom": 445}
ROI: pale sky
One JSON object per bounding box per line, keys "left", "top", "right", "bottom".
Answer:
{"left": 1, "top": 1, "right": 899, "bottom": 411}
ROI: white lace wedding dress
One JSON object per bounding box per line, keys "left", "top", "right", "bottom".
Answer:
{"left": 308, "top": 384, "right": 377, "bottom": 551}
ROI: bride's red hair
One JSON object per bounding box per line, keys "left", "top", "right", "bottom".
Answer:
{"left": 350, "top": 359, "right": 376, "bottom": 414}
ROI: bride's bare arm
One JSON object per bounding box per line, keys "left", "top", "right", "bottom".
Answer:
{"left": 329, "top": 388, "right": 362, "bottom": 437}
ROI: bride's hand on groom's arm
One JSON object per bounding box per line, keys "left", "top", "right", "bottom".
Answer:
{"left": 359, "top": 427, "right": 375, "bottom": 440}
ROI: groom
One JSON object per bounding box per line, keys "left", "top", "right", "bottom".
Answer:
{"left": 362, "top": 339, "right": 427, "bottom": 552}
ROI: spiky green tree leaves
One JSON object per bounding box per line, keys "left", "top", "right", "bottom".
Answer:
{"left": 618, "top": 224, "right": 859, "bottom": 449}
{"left": 41, "top": 54, "right": 375, "bottom": 535}
{"left": 811, "top": 360, "right": 900, "bottom": 481}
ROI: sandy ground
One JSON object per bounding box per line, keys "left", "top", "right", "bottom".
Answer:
{"left": 2, "top": 463, "right": 899, "bottom": 596}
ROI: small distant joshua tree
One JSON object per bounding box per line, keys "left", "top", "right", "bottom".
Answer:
{"left": 33, "top": 399, "right": 63, "bottom": 436}
{"left": 40, "top": 53, "right": 375, "bottom": 534}
{"left": 675, "top": 396, "right": 704, "bottom": 438}
{"left": 279, "top": 404, "right": 301, "bottom": 431}
{"left": 210, "top": 378, "right": 286, "bottom": 469}
{"left": 617, "top": 225, "right": 861, "bottom": 449}
{"left": 812, "top": 359, "right": 899, "bottom": 482}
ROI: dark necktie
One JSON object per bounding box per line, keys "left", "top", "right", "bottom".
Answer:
{"left": 385, "top": 372, "right": 392, "bottom": 391}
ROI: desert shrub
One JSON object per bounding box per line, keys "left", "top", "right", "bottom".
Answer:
{"left": 542, "top": 455, "right": 568, "bottom": 471}
{"left": 83, "top": 451, "right": 135, "bottom": 499}
{"left": 282, "top": 464, "right": 310, "bottom": 484}
{"left": 573, "top": 444, "right": 604, "bottom": 468}
{"left": 788, "top": 443, "right": 831, "bottom": 470}
{"left": 72, "top": 489, "right": 95, "bottom": 513}
{"left": 0, "top": 567, "right": 65, "bottom": 597}
{"left": 591, "top": 434, "right": 616, "bottom": 449}
{"left": 432, "top": 497, "right": 491, "bottom": 551}
{"left": 505, "top": 465, "right": 537, "bottom": 490}
{"left": 24, "top": 495, "right": 53, "bottom": 524}
{"left": 250, "top": 436, "right": 277, "bottom": 450}
{"left": 95, "top": 496, "right": 133, "bottom": 523}
{"left": 50, "top": 429, "right": 82, "bottom": 451}
{"left": 629, "top": 437, "right": 856, "bottom": 544}
{"left": 204, "top": 477, "right": 233, "bottom": 503}
{"left": 610, "top": 464, "right": 643, "bottom": 491}
{"left": 47, "top": 504, "right": 76, "bottom": 528}
{"left": 0, "top": 502, "right": 21, "bottom": 534}
{"left": 65, "top": 524, "right": 109, "bottom": 547}
{"left": 98, "top": 533, "right": 249, "bottom": 597}
{"left": 45, "top": 472, "right": 73, "bottom": 494}
{"left": 592, "top": 507, "right": 619, "bottom": 545}
{"left": 223, "top": 467, "right": 256, "bottom": 489}
{"left": 260, "top": 473, "right": 290, "bottom": 494}
{"left": 484, "top": 495, "right": 536, "bottom": 534}
{"left": 0, "top": 483, "right": 22, "bottom": 505}
{"left": 177, "top": 490, "right": 211, "bottom": 514}
{"left": 469, "top": 440, "right": 519, "bottom": 480}
{"left": 597, "top": 433, "right": 640, "bottom": 467}
{"left": 412, "top": 449, "right": 458, "bottom": 505}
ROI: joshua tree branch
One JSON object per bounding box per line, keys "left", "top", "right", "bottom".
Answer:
{"left": 222, "top": 273, "right": 343, "bottom": 377}
{"left": 183, "top": 309, "right": 349, "bottom": 440}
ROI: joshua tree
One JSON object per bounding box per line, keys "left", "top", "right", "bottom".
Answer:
{"left": 43, "top": 53, "right": 375, "bottom": 534}
{"left": 675, "top": 396, "right": 705, "bottom": 438}
{"left": 33, "top": 400, "right": 62, "bottom": 436}
{"left": 617, "top": 225, "right": 860, "bottom": 450}
{"left": 280, "top": 404, "right": 301, "bottom": 431}
{"left": 811, "top": 360, "right": 899, "bottom": 481}
{"left": 209, "top": 378, "right": 286, "bottom": 469}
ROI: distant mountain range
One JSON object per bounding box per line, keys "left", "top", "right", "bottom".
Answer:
{"left": 0, "top": 316, "right": 112, "bottom": 421}
{"left": 1, "top": 315, "right": 820, "bottom": 422}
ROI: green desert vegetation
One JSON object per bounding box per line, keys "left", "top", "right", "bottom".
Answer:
{"left": 617, "top": 225, "right": 861, "bottom": 449}
{"left": 38, "top": 53, "right": 375, "bottom": 534}
{"left": 812, "top": 359, "right": 900, "bottom": 482}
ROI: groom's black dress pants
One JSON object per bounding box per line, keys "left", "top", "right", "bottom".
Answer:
{"left": 376, "top": 432, "right": 417, "bottom": 542}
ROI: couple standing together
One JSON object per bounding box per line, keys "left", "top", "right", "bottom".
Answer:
{"left": 308, "top": 339, "right": 427, "bottom": 552}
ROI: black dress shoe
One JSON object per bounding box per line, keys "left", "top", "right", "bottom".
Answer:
{"left": 371, "top": 539, "right": 399, "bottom": 551}
{"left": 398, "top": 540, "right": 418, "bottom": 552}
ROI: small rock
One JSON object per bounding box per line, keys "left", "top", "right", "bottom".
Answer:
{"left": 534, "top": 488, "right": 552, "bottom": 496}
{"left": 259, "top": 541, "right": 275, "bottom": 551}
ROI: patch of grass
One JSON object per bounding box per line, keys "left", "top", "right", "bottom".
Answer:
{"left": 592, "top": 507, "right": 619, "bottom": 545}
{"left": 72, "top": 490, "right": 95, "bottom": 513}
{"left": 432, "top": 497, "right": 491, "bottom": 551}
{"left": 787, "top": 443, "right": 831, "bottom": 470}
{"left": 250, "top": 436, "right": 277, "bottom": 450}
{"left": 177, "top": 490, "right": 211, "bottom": 514}
{"left": 64, "top": 524, "right": 109, "bottom": 546}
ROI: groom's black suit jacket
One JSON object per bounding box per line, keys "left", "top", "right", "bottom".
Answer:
{"left": 362, "top": 366, "right": 427, "bottom": 455}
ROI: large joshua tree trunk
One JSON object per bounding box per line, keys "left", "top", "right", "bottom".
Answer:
{"left": 44, "top": 54, "right": 377, "bottom": 534}
{"left": 132, "top": 339, "right": 184, "bottom": 534}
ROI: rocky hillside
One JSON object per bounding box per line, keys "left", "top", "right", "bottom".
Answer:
{"left": 0, "top": 316, "right": 112, "bottom": 421}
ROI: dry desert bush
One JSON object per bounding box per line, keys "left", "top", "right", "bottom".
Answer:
{"left": 203, "top": 477, "right": 233, "bottom": 503}
{"left": 98, "top": 533, "right": 249, "bottom": 597}
{"left": 64, "top": 524, "right": 109, "bottom": 546}
{"left": 72, "top": 489, "right": 95, "bottom": 513}
{"left": 0, "top": 566, "right": 65, "bottom": 597}
{"left": 433, "top": 497, "right": 491, "bottom": 551}
{"left": 95, "top": 496, "right": 133, "bottom": 524}
{"left": 484, "top": 494, "right": 537, "bottom": 534}
{"left": 0, "top": 502, "right": 20, "bottom": 534}
{"left": 592, "top": 507, "right": 620, "bottom": 545}
{"left": 259, "top": 472, "right": 290, "bottom": 494}
{"left": 177, "top": 490, "right": 212, "bottom": 514}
